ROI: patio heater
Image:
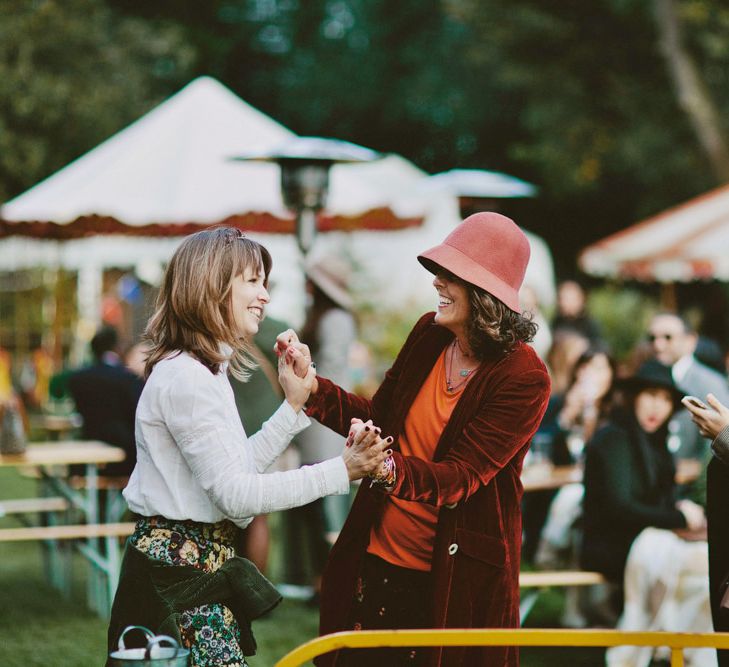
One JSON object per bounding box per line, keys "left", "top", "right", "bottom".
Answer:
{"left": 232, "top": 136, "right": 381, "bottom": 255}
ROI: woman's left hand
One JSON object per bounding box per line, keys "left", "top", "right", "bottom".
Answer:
{"left": 278, "top": 351, "right": 316, "bottom": 412}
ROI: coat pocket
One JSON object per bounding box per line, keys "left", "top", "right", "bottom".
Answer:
{"left": 453, "top": 528, "right": 508, "bottom": 569}
{"left": 444, "top": 529, "right": 514, "bottom": 630}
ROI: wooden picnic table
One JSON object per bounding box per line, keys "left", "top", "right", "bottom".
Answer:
{"left": 0, "top": 439, "right": 127, "bottom": 616}
{"left": 0, "top": 439, "right": 124, "bottom": 468}
{"left": 521, "top": 458, "right": 702, "bottom": 493}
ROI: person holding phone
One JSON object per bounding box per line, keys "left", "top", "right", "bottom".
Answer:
{"left": 647, "top": 313, "right": 729, "bottom": 460}
{"left": 684, "top": 393, "right": 729, "bottom": 665}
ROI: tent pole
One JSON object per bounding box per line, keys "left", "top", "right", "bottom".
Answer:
{"left": 52, "top": 268, "right": 64, "bottom": 369}
{"left": 73, "top": 264, "right": 103, "bottom": 365}
{"left": 660, "top": 282, "right": 678, "bottom": 311}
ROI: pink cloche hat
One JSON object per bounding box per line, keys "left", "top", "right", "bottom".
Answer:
{"left": 417, "top": 211, "right": 530, "bottom": 312}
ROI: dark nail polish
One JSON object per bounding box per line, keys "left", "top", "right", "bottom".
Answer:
{"left": 386, "top": 436, "right": 394, "bottom": 443}
{"left": 364, "top": 426, "right": 370, "bottom": 432}
{"left": 386, "top": 449, "right": 393, "bottom": 456}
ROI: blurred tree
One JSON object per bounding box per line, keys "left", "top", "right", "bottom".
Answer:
{"left": 447, "top": 0, "right": 728, "bottom": 268}
{"left": 108, "top": 0, "right": 505, "bottom": 174}
{"left": 0, "top": 0, "right": 195, "bottom": 202}
{"left": 652, "top": 0, "right": 729, "bottom": 181}
{"left": 105, "top": 0, "right": 729, "bottom": 270}
{"left": 7, "top": 0, "right": 729, "bottom": 272}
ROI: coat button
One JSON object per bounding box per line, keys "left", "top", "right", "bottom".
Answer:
{"left": 444, "top": 502, "right": 457, "bottom": 509}
{"left": 448, "top": 543, "right": 458, "bottom": 555}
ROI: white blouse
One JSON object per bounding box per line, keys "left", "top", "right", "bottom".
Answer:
{"left": 124, "top": 351, "right": 349, "bottom": 529}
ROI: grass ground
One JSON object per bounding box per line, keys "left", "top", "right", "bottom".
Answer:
{"left": 0, "top": 466, "right": 605, "bottom": 666}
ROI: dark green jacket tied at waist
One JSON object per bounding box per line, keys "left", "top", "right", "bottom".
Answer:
{"left": 107, "top": 544, "right": 282, "bottom": 660}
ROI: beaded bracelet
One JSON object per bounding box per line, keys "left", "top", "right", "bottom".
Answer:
{"left": 370, "top": 455, "right": 396, "bottom": 487}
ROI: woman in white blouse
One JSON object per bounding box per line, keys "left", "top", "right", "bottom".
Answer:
{"left": 107, "top": 227, "right": 388, "bottom": 667}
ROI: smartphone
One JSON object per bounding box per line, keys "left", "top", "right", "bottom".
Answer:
{"left": 682, "top": 395, "right": 708, "bottom": 410}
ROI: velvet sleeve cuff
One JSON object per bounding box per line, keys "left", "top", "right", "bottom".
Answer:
{"left": 712, "top": 424, "right": 729, "bottom": 466}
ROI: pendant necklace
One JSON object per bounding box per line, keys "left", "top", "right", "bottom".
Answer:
{"left": 446, "top": 340, "right": 476, "bottom": 393}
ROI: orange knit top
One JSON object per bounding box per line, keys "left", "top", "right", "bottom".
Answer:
{"left": 367, "top": 349, "right": 465, "bottom": 571}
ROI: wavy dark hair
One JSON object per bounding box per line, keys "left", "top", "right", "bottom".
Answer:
{"left": 464, "top": 281, "right": 538, "bottom": 359}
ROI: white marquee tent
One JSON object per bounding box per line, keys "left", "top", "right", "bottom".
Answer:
{"left": 579, "top": 184, "right": 729, "bottom": 283}
{"left": 1, "top": 76, "right": 554, "bottom": 333}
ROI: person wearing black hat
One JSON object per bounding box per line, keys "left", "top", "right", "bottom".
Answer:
{"left": 581, "top": 359, "right": 706, "bottom": 585}
{"left": 581, "top": 359, "right": 715, "bottom": 665}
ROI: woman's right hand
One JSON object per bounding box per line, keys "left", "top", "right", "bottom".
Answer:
{"left": 684, "top": 393, "right": 729, "bottom": 439}
{"left": 342, "top": 418, "right": 391, "bottom": 481}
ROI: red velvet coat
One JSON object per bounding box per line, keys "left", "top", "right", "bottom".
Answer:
{"left": 307, "top": 313, "right": 551, "bottom": 667}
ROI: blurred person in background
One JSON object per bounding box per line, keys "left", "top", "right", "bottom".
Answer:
{"left": 123, "top": 340, "right": 150, "bottom": 379}
{"left": 279, "top": 212, "right": 551, "bottom": 667}
{"left": 551, "top": 279, "right": 602, "bottom": 344}
{"left": 523, "top": 348, "right": 616, "bottom": 566}
{"left": 109, "top": 228, "right": 388, "bottom": 667}
{"left": 648, "top": 312, "right": 729, "bottom": 462}
{"left": 520, "top": 283, "right": 552, "bottom": 360}
{"left": 0, "top": 346, "right": 28, "bottom": 455}
{"left": 69, "top": 326, "right": 144, "bottom": 476}
{"left": 287, "top": 255, "right": 358, "bottom": 601}
{"left": 545, "top": 329, "right": 591, "bottom": 396}
{"left": 684, "top": 394, "right": 729, "bottom": 666}
{"left": 580, "top": 360, "right": 709, "bottom": 645}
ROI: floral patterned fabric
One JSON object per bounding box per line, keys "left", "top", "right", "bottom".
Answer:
{"left": 130, "top": 515, "right": 248, "bottom": 667}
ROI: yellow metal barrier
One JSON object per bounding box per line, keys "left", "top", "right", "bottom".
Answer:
{"left": 274, "top": 628, "right": 729, "bottom": 667}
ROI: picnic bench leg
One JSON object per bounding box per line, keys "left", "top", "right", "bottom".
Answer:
{"left": 38, "top": 471, "right": 70, "bottom": 596}
{"left": 84, "top": 462, "right": 103, "bottom": 615}
{"left": 105, "top": 532, "right": 122, "bottom": 616}
{"left": 520, "top": 590, "right": 541, "bottom": 623}
{"left": 106, "top": 486, "right": 127, "bottom": 524}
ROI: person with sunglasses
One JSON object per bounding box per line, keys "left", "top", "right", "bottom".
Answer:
{"left": 647, "top": 313, "right": 729, "bottom": 461}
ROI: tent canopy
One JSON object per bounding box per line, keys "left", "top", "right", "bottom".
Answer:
{"left": 579, "top": 184, "right": 729, "bottom": 282}
{"left": 1, "top": 76, "right": 423, "bottom": 238}
{"left": 0, "top": 76, "right": 555, "bottom": 328}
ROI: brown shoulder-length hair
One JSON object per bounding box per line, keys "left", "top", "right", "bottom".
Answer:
{"left": 143, "top": 227, "right": 272, "bottom": 381}
{"left": 465, "top": 282, "right": 538, "bottom": 360}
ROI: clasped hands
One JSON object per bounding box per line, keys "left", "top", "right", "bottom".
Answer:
{"left": 274, "top": 329, "right": 393, "bottom": 483}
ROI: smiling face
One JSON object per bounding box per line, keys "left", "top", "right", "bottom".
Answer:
{"left": 634, "top": 387, "right": 674, "bottom": 433}
{"left": 230, "top": 262, "right": 269, "bottom": 338}
{"left": 433, "top": 269, "right": 471, "bottom": 338}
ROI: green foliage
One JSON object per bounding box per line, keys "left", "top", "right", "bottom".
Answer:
{"left": 0, "top": 0, "right": 195, "bottom": 202}
{"left": 448, "top": 0, "right": 716, "bottom": 263}
{"left": 586, "top": 283, "right": 659, "bottom": 361}
{"left": 357, "top": 299, "right": 425, "bottom": 376}
{"left": 99, "top": 0, "right": 729, "bottom": 271}
{"left": 4, "top": 0, "right": 729, "bottom": 275}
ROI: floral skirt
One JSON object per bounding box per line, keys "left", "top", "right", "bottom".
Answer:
{"left": 130, "top": 515, "right": 248, "bottom": 667}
